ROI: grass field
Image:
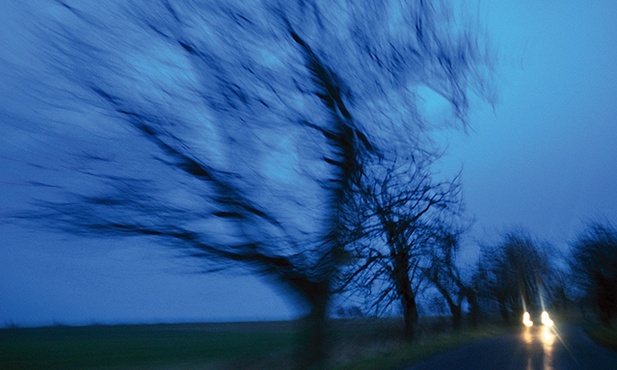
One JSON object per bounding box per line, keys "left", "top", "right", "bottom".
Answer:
{"left": 330, "top": 324, "right": 515, "bottom": 370}
{"left": 3, "top": 312, "right": 604, "bottom": 369}
{"left": 584, "top": 323, "right": 617, "bottom": 352}
{"left": 0, "top": 319, "right": 516, "bottom": 369}
{"left": 0, "top": 321, "right": 301, "bottom": 369}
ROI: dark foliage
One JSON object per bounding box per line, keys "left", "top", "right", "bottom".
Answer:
{"left": 473, "top": 230, "right": 554, "bottom": 323}
{"left": 570, "top": 221, "right": 617, "bottom": 325}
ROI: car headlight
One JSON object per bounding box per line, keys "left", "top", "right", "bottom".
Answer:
{"left": 541, "top": 311, "right": 554, "bottom": 327}
{"left": 523, "top": 311, "right": 534, "bottom": 327}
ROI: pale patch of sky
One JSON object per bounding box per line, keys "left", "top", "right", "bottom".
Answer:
{"left": 415, "top": 85, "right": 452, "bottom": 128}
{"left": 125, "top": 45, "right": 195, "bottom": 96}
{"left": 262, "top": 135, "right": 299, "bottom": 184}
{"left": 386, "top": 0, "right": 404, "bottom": 34}
{"left": 257, "top": 48, "right": 285, "bottom": 69}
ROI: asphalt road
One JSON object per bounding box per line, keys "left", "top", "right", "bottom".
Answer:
{"left": 408, "top": 325, "right": 617, "bottom": 370}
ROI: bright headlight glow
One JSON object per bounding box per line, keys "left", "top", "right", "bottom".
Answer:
{"left": 541, "top": 311, "right": 554, "bottom": 327}
{"left": 542, "top": 326, "right": 555, "bottom": 344}
{"left": 523, "top": 311, "right": 534, "bottom": 327}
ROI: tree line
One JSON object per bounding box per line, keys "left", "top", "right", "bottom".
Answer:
{"left": 9, "top": 0, "right": 615, "bottom": 367}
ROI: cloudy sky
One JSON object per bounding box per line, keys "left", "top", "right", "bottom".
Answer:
{"left": 1, "top": 0, "right": 617, "bottom": 327}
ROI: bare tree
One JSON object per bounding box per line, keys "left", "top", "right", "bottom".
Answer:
{"left": 9, "top": 0, "right": 492, "bottom": 365}
{"left": 570, "top": 220, "right": 617, "bottom": 326}
{"left": 543, "top": 267, "right": 574, "bottom": 313}
{"left": 474, "top": 230, "right": 554, "bottom": 323}
{"left": 423, "top": 228, "right": 479, "bottom": 329}
{"left": 337, "top": 153, "right": 464, "bottom": 341}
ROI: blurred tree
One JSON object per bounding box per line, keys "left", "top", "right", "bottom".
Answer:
{"left": 12, "top": 0, "right": 492, "bottom": 364}
{"left": 423, "top": 228, "right": 479, "bottom": 329}
{"left": 570, "top": 221, "right": 617, "bottom": 326}
{"left": 337, "top": 154, "right": 464, "bottom": 341}
{"left": 473, "top": 230, "right": 554, "bottom": 323}
{"left": 543, "top": 267, "right": 575, "bottom": 313}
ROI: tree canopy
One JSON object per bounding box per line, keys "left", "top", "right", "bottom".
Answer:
{"left": 570, "top": 221, "right": 617, "bottom": 325}
{"left": 9, "top": 0, "right": 493, "bottom": 364}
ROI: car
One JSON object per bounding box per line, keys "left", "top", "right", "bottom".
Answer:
{"left": 522, "top": 310, "right": 554, "bottom": 327}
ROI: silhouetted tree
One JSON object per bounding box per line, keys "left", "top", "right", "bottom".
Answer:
{"left": 423, "top": 228, "right": 479, "bottom": 329}
{"left": 543, "top": 267, "right": 574, "bottom": 313}
{"left": 474, "top": 230, "right": 554, "bottom": 323}
{"left": 570, "top": 221, "right": 617, "bottom": 326}
{"left": 11, "top": 0, "right": 492, "bottom": 365}
{"left": 337, "top": 154, "right": 464, "bottom": 341}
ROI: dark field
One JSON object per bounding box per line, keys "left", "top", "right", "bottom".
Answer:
{"left": 0, "top": 318, "right": 518, "bottom": 369}
{"left": 585, "top": 324, "right": 617, "bottom": 352}
{"left": 0, "top": 321, "right": 301, "bottom": 369}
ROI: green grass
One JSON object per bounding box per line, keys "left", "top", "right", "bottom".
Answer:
{"left": 331, "top": 324, "right": 516, "bottom": 370}
{"left": 584, "top": 323, "right": 617, "bottom": 352}
{"left": 0, "top": 320, "right": 516, "bottom": 369}
{"left": 0, "top": 322, "right": 300, "bottom": 369}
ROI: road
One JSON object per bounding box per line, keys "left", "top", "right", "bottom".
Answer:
{"left": 408, "top": 325, "right": 617, "bottom": 370}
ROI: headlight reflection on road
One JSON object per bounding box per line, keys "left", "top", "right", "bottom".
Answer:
{"left": 541, "top": 326, "right": 556, "bottom": 345}
{"left": 522, "top": 326, "right": 533, "bottom": 344}
{"left": 540, "top": 326, "right": 555, "bottom": 370}
{"left": 521, "top": 324, "right": 556, "bottom": 370}
{"left": 521, "top": 326, "right": 555, "bottom": 345}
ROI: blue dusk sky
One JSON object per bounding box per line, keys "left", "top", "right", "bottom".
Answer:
{"left": 1, "top": 0, "right": 617, "bottom": 327}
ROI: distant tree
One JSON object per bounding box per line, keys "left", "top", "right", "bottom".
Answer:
{"left": 337, "top": 154, "right": 464, "bottom": 341}
{"left": 570, "top": 221, "right": 617, "bottom": 326}
{"left": 423, "top": 228, "right": 479, "bottom": 329}
{"left": 474, "top": 230, "right": 554, "bottom": 323}
{"left": 12, "top": 0, "right": 492, "bottom": 364}
{"left": 543, "top": 267, "right": 574, "bottom": 313}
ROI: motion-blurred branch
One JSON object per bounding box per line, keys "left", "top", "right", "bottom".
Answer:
{"left": 10, "top": 0, "right": 494, "bottom": 365}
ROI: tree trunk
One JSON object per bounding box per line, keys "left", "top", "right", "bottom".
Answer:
{"left": 498, "top": 297, "right": 509, "bottom": 323}
{"left": 402, "top": 292, "right": 419, "bottom": 342}
{"left": 435, "top": 284, "right": 461, "bottom": 331}
{"left": 452, "top": 305, "right": 462, "bottom": 330}
{"left": 300, "top": 302, "right": 328, "bottom": 369}
{"left": 466, "top": 290, "right": 479, "bottom": 327}
{"left": 390, "top": 246, "right": 418, "bottom": 342}
{"left": 294, "top": 279, "right": 330, "bottom": 369}
{"left": 397, "top": 265, "right": 418, "bottom": 342}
